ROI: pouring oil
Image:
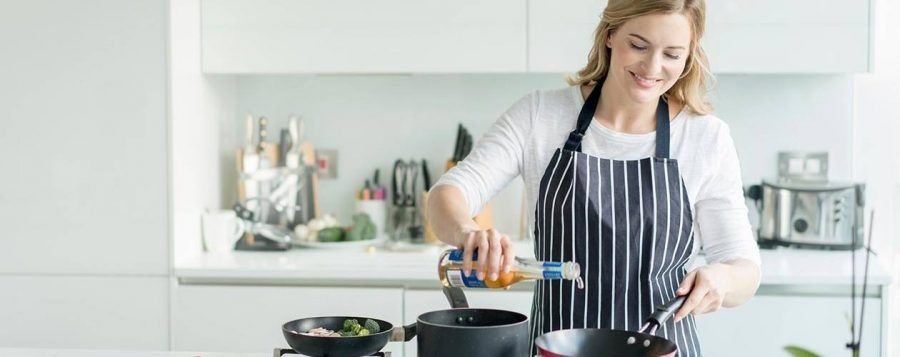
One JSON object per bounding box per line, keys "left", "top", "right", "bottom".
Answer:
{"left": 438, "top": 249, "right": 584, "bottom": 289}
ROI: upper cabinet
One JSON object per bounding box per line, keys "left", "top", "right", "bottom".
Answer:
{"left": 527, "top": 0, "right": 871, "bottom": 74}
{"left": 202, "top": 0, "right": 870, "bottom": 74}
{"left": 201, "top": 0, "right": 527, "bottom": 73}
{"left": 703, "top": 0, "right": 870, "bottom": 73}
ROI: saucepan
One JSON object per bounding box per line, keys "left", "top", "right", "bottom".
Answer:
{"left": 282, "top": 286, "right": 529, "bottom": 357}
{"left": 535, "top": 295, "right": 686, "bottom": 357}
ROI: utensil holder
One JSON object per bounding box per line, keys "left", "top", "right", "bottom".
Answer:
{"left": 356, "top": 199, "right": 387, "bottom": 239}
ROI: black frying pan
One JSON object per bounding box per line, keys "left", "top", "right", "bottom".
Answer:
{"left": 282, "top": 316, "right": 411, "bottom": 357}
{"left": 535, "top": 295, "right": 686, "bottom": 357}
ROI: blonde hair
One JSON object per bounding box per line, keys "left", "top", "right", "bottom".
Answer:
{"left": 567, "top": 0, "right": 714, "bottom": 115}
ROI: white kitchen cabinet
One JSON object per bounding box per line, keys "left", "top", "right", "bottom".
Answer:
{"left": 173, "top": 285, "right": 405, "bottom": 355}
{"left": 0, "top": 0, "right": 169, "bottom": 275}
{"left": 527, "top": 0, "right": 871, "bottom": 73}
{"left": 0, "top": 276, "right": 169, "bottom": 350}
{"left": 201, "top": 0, "right": 527, "bottom": 73}
{"left": 402, "top": 289, "right": 534, "bottom": 357}
{"left": 696, "top": 295, "right": 882, "bottom": 357}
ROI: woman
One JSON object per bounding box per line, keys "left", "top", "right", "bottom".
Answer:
{"left": 427, "top": 0, "right": 760, "bottom": 355}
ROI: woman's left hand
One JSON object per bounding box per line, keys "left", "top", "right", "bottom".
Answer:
{"left": 673, "top": 263, "right": 733, "bottom": 322}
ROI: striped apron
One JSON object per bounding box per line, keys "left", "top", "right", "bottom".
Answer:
{"left": 529, "top": 83, "right": 703, "bottom": 356}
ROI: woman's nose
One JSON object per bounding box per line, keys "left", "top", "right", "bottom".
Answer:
{"left": 640, "top": 52, "right": 663, "bottom": 74}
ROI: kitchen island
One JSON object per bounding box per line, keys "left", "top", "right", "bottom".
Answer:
{"left": 174, "top": 241, "right": 891, "bottom": 357}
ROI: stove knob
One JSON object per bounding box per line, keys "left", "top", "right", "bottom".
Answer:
{"left": 793, "top": 218, "right": 809, "bottom": 233}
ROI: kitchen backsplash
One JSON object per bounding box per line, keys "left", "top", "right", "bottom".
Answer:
{"left": 222, "top": 74, "right": 854, "bottom": 239}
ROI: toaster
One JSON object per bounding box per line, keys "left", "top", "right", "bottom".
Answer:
{"left": 746, "top": 179, "right": 865, "bottom": 249}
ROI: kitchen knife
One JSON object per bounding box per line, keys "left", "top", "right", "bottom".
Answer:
{"left": 285, "top": 116, "right": 301, "bottom": 169}
{"left": 297, "top": 118, "right": 321, "bottom": 219}
{"left": 452, "top": 124, "right": 464, "bottom": 162}
{"left": 278, "top": 128, "right": 291, "bottom": 167}
{"left": 241, "top": 114, "right": 259, "bottom": 173}
{"left": 461, "top": 131, "right": 473, "bottom": 160}
{"left": 421, "top": 159, "right": 431, "bottom": 192}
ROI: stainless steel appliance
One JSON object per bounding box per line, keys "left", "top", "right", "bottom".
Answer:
{"left": 746, "top": 179, "right": 865, "bottom": 249}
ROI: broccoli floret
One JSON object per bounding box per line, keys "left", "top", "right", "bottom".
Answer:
{"left": 339, "top": 330, "right": 356, "bottom": 337}
{"left": 357, "top": 328, "right": 370, "bottom": 336}
{"left": 342, "top": 319, "right": 359, "bottom": 332}
{"left": 364, "top": 319, "right": 380, "bottom": 334}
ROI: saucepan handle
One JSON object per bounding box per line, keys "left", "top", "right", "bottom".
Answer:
{"left": 390, "top": 323, "right": 417, "bottom": 342}
{"left": 641, "top": 295, "right": 687, "bottom": 335}
{"left": 442, "top": 286, "right": 469, "bottom": 308}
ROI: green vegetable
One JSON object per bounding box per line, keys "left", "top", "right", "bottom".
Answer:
{"left": 318, "top": 227, "right": 345, "bottom": 242}
{"left": 346, "top": 213, "right": 376, "bottom": 241}
{"left": 357, "top": 328, "right": 370, "bottom": 336}
{"left": 342, "top": 319, "right": 359, "bottom": 331}
{"left": 364, "top": 319, "right": 380, "bottom": 333}
{"left": 339, "top": 330, "right": 355, "bottom": 337}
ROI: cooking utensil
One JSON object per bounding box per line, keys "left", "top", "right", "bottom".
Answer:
{"left": 535, "top": 295, "right": 686, "bottom": 357}
{"left": 281, "top": 286, "right": 528, "bottom": 357}
{"left": 421, "top": 159, "right": 431, "bottom": 192}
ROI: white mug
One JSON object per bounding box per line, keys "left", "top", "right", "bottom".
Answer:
{"left": 201, "top": 209, "right": 246, "bottom": 253}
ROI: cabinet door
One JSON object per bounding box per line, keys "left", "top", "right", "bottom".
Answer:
{"left": 201, "top": 0, "right": 527, "bottom": 73}
{"left": 527, "top": 0, "right": 607, "bottom": 73}
{"left": 696, "top": 295, "right": 882, "bottom": 356}
{"left": 403, "top": 289, "right": 534, "bottom": 357}
{"left": 705, "top": 0, "right": 870, "bottom": 73}
{"left": 527, "top": 0, "right": 870, "bottom": 73}
{"left": 174, "top": 285, "right": 404, "bottom": 355}
{"left": 0, "top": 0, "right": 168, "bottom": 276}
{"left": 0, "top": 276, "right": 169, "bottom": 349}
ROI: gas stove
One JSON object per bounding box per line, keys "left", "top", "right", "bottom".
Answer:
{"left": 274, "top": 348, "right": 390, "bottom": 357}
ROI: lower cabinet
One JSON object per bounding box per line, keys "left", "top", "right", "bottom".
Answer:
{"left": 403, "top": 289, "right": 535, "bottom": 357}
{"left": 173, "top": 285, "right": 884, "bottom": 357}
{"left": 696, "top": 295, "right": 882, "bottom": 357}
{"left": 0, "top": 275, "right": 169, "bottom": 350}
{"left": 173, "top": 285, "right": 404, "bottom": 354}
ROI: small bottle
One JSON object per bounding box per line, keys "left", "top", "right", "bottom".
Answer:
{"left": 438, "top": 249, "right": 583, "bottom": 289}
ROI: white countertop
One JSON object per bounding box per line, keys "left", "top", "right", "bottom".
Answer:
{"left": 174, "top": 240, "right": 892, "bottom": 288}
{"left": 0, "top": 348, "right": 265, "bottom": 357}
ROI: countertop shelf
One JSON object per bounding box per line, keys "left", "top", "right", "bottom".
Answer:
{"left": 175, "top": 240, "right": 892, "bottom": 290}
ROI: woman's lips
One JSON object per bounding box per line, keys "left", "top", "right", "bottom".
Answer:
{"left": 630, "top": 71, "right": 661, "bottom": 89}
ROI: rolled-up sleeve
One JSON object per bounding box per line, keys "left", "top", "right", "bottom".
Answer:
{"left": 432, "top": 92, "right": 535, "bottom": 217}
{"left": 693, "top": 123, "right": 762, "bottom": 268}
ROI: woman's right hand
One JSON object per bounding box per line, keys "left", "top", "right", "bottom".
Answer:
{"left": 460, "top": 228, "right": 516, "bottom": 281}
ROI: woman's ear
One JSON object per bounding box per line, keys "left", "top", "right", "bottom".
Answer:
{"left": 606, "top": 33, "right": 613, "bottom": 48}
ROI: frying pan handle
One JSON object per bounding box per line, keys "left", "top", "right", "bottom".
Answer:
{"left": 643, "top": 295, "right": 687, "bottom": 334}
{"left": 390, "top": 323, "right": 417, "bottom": 342}
{"left": 443, "top": 286, "right": 470, "bottom": 308}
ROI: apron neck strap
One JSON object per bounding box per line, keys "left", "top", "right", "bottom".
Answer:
{"left": 563, "top": 83, "right": 671, "bottom": 159}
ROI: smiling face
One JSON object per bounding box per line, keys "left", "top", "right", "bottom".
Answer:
{"left": 605, "top": 13, "right": 692, "bottom": 104}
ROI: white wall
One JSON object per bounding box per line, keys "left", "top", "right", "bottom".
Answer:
{"left": 227, "top": 74, "right": 856, "bottom": 240}
{"left": 170, "top": 0, "right": 237, "bottom": 261}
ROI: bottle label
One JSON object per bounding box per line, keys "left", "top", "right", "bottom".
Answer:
{"left": 543, "top": 270, "right": 562, "bottom": 279}
{"left": 445, "top": 269, "right": 486, "bottom": 288}
{"left": 448, "top": 249, "right": 563, "bottom": 268}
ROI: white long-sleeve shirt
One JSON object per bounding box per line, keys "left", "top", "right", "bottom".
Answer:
{"left": 434, "top": 85, "right": 761, "bottom": 266}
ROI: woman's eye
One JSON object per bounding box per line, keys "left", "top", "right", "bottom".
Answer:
{"left": 629, "top": 43, "right": 647, "bottom": 51}
{"left": 665, "top": 53, "right": 681, "bottom": 60}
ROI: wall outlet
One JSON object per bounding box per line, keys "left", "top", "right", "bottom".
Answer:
{"left": 316, "top": 149, "right": 338, "bottom": 179}
{"left": 777, "top": 151, "right": 828, "bottom": 181}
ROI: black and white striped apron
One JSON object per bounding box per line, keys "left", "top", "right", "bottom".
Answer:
{"left": 529, "top": 83, "right": 703, "bottom": 356}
